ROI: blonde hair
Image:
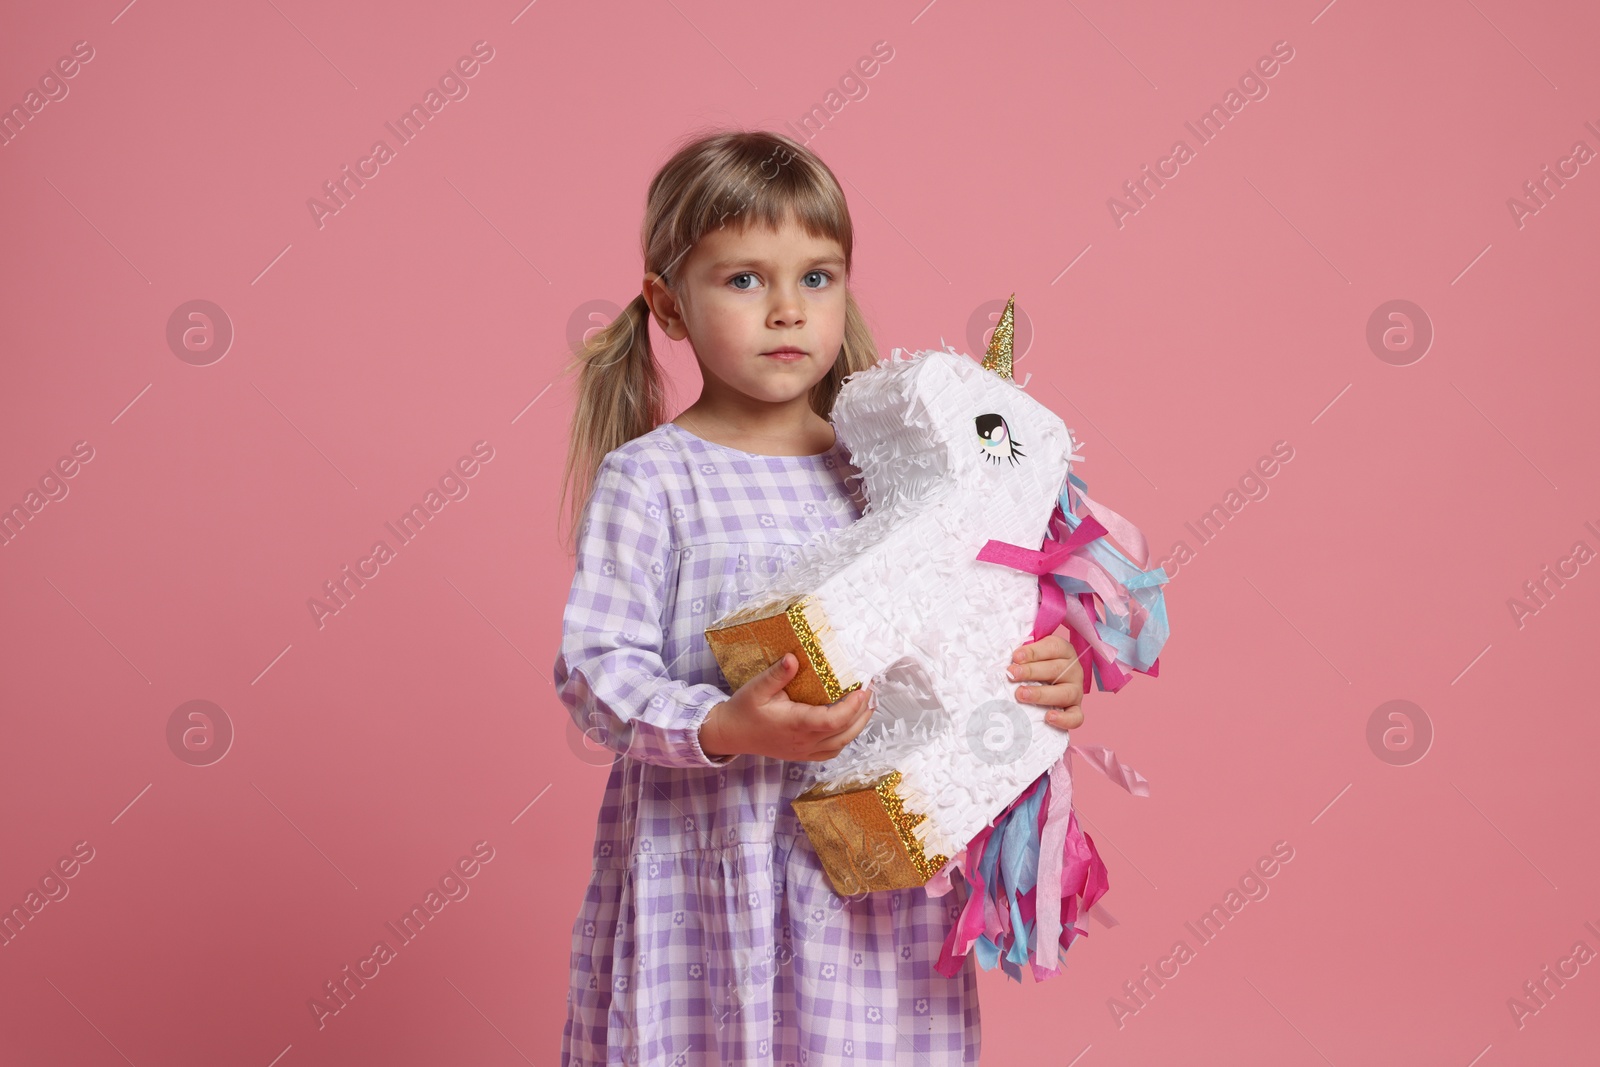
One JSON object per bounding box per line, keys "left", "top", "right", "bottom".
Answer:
{"left": 556, "top": 127, "right": 880, "bottom": 554}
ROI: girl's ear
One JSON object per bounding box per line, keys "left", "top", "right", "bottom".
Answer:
{"left": 642, "top": 271, "right": 689, "bottom": 341}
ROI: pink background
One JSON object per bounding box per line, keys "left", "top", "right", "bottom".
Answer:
{"left": 2, "top": 0, "right": 1597, "bottom": 1063}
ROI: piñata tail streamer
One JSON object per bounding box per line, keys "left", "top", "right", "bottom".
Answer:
{"left": 933, "top": 470, "right": 1166, "bottom": 981}
{"left": 930, "top": 742, "right": 1149, "bottom": 982}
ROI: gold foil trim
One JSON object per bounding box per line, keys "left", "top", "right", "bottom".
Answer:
{"left": 786, "top": 599, "right": 858, "bottom": 703}
{"left": 704, "top": 596, "right": 859, "bottom": 707}
{"left": 793, "top": 770, "right": 951, "bottom": 893}
{"left": 716, "top": 591, "right": 805, "bottom": 629}
{"left": 875, "top": 770, "right": 949, "bottom": 881}
{"left": 796, "top": 784, "right": 920, "bottom": 894}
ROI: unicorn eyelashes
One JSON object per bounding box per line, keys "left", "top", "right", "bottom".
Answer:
{"left": 976, "top": 412, "right": 1025, "bottom": 466}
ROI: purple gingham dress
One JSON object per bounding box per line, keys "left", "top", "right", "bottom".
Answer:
{"left": 554, "top": 420, "right": 981, "bottom": 1066}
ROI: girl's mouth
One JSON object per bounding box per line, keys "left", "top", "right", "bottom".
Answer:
{"left": 762, "top": 348, "right": 807, "bottom": 362}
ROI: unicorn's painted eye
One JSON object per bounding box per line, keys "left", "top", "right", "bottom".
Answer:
{"left": 975, "top": 413, "right": 1025, "bottom": 466}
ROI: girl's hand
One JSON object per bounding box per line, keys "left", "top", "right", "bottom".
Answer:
{"left": 699, "top": 653, "right": 875, "bottom": 762}
{"left": 1009, "top": 633, "right": 1086, "bottom": 731}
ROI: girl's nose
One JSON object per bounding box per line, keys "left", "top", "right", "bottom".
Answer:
{"left": 768, "top": 290, "right": 806, "bottom": 328}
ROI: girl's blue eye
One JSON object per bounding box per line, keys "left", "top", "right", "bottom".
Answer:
{"left": 803, "top": 270, "right": 831, "bottom": 288}
{"left": 730, "top": 273, "right": 758, "bottom": 290}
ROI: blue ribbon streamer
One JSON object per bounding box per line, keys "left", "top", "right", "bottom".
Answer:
{"left": 1050, "top": 481, "right": 1171, "bottom": 677}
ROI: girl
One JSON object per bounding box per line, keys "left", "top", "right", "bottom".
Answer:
{"left": 552, "top": 128, "right": 1087, "bottom": 1066}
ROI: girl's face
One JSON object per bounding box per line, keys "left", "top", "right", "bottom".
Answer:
{"left": 645, "top": 212, "right": 848, "bottom": 411}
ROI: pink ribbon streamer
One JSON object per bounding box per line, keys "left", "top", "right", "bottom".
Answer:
{"left": 1068, "top": 742, "right": 1152, "bottom": 799}
{"left": 930, "top": 742, "right": 1149, "bottom": 979}
{"left": 1033, "top": 751, "right": 1077, "bottom": 971}
{"left": 1033, "top": 742, "right": 1149, "bottom": 974}
{"left": 1064, "top": 483, "right": 1151, "bottom": 570}
{"left": 978, "top": 498, "right": 1161, "bottom": 695}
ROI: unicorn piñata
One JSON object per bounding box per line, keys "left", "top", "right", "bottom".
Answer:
{"left": 704, "top": 296, "right": 1171, "bottom": 981}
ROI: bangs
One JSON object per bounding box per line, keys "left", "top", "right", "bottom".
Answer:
{"left": 649, "top": 130, "right": 855, "bottom": 284}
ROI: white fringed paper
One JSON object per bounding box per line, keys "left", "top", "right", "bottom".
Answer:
{"left": 709, "top": 345, "right": 1084, "bottom": 861}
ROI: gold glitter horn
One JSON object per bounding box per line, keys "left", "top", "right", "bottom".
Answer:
{"left": 980, "top": 293, "right": 1016, "bottom": 380}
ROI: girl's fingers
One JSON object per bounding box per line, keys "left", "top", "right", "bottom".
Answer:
{"left": 809, "top": 688, "right": 875, "bottom": 756}
{"left": 1017, "top": 680, "right": 1083, "bottom": 708}
{"left": 1009, "top": 654, "right": 1083, "bottom": 687}
{"left": 1046, "top": 705, "right": 1085, "bottom": 730}
{"left": 1014, "top": 632, "right": 1073, "bottom": 664}
{"left": 789, "top": 686, "right": 868, "bottom": 730}
{"left": 1048, "top": 649, "right": 1085, "bottom": 685}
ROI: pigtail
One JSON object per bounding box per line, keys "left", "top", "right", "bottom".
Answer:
{"left": 556, "top": 294, "right": 669, "bottom": 556}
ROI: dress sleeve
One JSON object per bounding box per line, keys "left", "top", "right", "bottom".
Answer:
{"left": 553, "top": 453, "right": 736, "bottom": 768}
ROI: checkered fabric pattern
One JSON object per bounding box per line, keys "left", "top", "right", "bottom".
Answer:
{"left": 555, "top": 421, "right": 982, "bottom": 1065}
